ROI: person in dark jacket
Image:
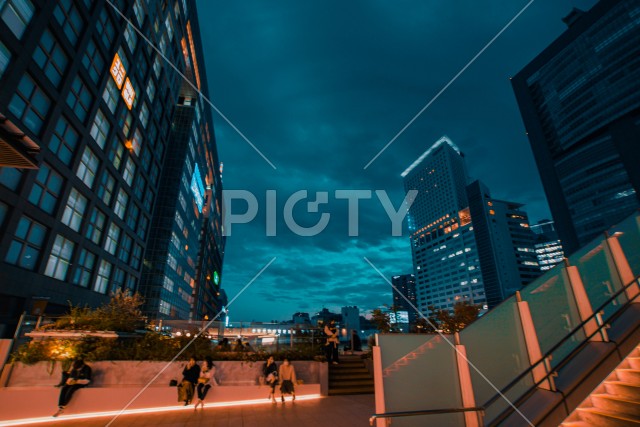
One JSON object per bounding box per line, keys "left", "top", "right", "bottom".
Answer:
{"left": 263, "top": 356, "right": 278, "bottom": 403}
{"left": 178, "top": 357, "right": 200, "bottom": 405}
{"left": 53, "top": 359, "right": 92, "bottom": 417}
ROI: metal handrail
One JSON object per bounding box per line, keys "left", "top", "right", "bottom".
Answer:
{"left": 483, "top": 274, "right": 640, "bottom": 410}
{"left": 369, "top": 407, "right": 484, "bottom": 426}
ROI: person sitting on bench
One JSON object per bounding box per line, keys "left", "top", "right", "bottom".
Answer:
{"left": 53, "top": 358, "right": 92, "bottom": 417}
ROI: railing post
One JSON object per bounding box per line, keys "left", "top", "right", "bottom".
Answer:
{"left": 372, "top": 335, "right": 387, "bottom": 427}
{"left": 515, "top": 292, "right": 555, "bottom": 391}
{"left": 562, "top": 258, "right": 606, "bottom": 342}
{"left": 605, "top": 233, "right": 639, "bottom": 301}
{"left": 454, "top": 332, "right": 480, "bottom": 427}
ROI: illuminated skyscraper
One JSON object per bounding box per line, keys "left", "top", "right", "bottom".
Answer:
{"left": 0, "top": 0, "right": 224, "bottom": 334}
{"left": 512, "top": 0, "right": 640, "bottom": 254}
{"left": 391, "top": 274, "right": 418, "bottom": 325}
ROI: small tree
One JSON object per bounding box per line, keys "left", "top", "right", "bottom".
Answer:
{"left": 429, "top": 302, "right": 481, "bottom": 334}
{"left": 370, "top": 309, "right": 392, "bottom": 333}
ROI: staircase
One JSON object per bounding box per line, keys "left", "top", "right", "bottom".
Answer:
{"left": 328, "top": 354, "right": 374, "bottom": 395}
{"left": 562, "top": 344, "right": 640, "bottom": 426}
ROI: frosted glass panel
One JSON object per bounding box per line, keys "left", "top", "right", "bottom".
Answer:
{"left": 608, "top": 214, "right": 640, "bottom": 279}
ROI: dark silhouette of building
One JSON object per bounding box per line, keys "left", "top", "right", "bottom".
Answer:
{"left": 512, "top": 0, "right": 640, "bottom": 254}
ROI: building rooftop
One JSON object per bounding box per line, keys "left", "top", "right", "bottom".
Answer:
{"left": 400, "top": 135, "right": 461, "bottom": 178}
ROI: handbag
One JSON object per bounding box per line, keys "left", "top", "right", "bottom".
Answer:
{"left": 169, "top": 379, "right": 178, "bottom": 387}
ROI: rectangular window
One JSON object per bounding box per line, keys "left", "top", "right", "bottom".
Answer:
{"left": 118, "top": 233, "right": 132, "bottom": 263}
{"left": 143, "top": 188, "right": 154, "bottom": 212}
{"left": 102, "top": 79, "right": 119, "bottom": 113}
{"left": 85, "top": 207, "right": 105, "bottom": 244}
{"left": 96, "top": 171, "right": 115, "bottom": 206}
{"left": 0, "top": 0, "right": 34, "bottom": 39}
{"left": 133, "top": 175, "right": 145, "bottom": 200}
{"left": 131, "top": 243, "right": 142, "bottom": 269}
{"left": 61, "top": 187, "right": 87, "bottom": 232}
{"left": 146, "top": 79, "right": 155, "bottom": 103}
{"left": 131, "top": 128, "right": 142, "bottom": 155}
{"left": 114, "top": 188, "right": 128, "bottom": 219}
{"left": 4, "top": 215, "right": 46, "bottom": 270}
{"left": 104, "top": 222, "right": 120, "bottom": 254}
{"left": 124, "top": 25, "right": 137, "bottom": 53}
{"left": 66, "top": 76, "right": 93, "bottom": 123}
{"left": 76, "top": 146, "right": 99, "bottom": 189}
{"left": 96, "top": 9, "right": 115, "bottom": 49}
{"left": 94, "top": 259, "right": 112, "bottom": 294}
{"left": 82, "top": 39, "right": 104, "bottom": 85}
{"left": 8, "top": 74, "right": 51, "bottom": 135}
{"left": 111, "top": 267, "right": 125, "bottom": 293}
{"left": 53, "top": 0, "right": 83, "bottom": 46}
{"left": 133, "top": 0, "right": 144, "bottom": 26}
{"left": 118, "top": 107, "right": 133, "bottom": 137}
{"left": 139, "top": 102, "right": 149, "bottom": 128}
{"left": 153, "top": 54, "right": 161, "bottom": 78}
{"left": 49, "top": 116, "right": 78, "bottom": 166}
{"left": 28, "top": 163, "right": 63, "bottom": 215}
{"left": 125, "top": 274, "right": 136, "bottom": 291}
{"left": 33, "top": 29, "right": 67, "bottom": 87}
{"left": 126, "top": 202, "right": 139, "bottom": 230}
{"left": 72, "top": 248, "right": 95, "bottom": 287}
{"left": 0, "top": 40, "right": 10, "bottom": 77}
{"left": 108, "top": 140, "right": 124, "bottom": 171}
{"left": 137, "top": 214, "right": 148, "bottom": 240}
{"left": 0, "top": 167, "right": 23, "bottom": 190}
{"left": 164, "top": 15, "right": 173, "bottom": 40}
{"left": 44, "top": 234, "right": 74, "bottom": 280}
{"left": 123, "top": 157, "right": 135, "bottom": 186}
{"left": 140, "top": 146, "right": 151, "bottom": 172}
{"left": 90, "top": 108, "right": 110, "bottom": 149}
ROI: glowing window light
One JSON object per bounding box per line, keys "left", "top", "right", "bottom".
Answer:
{"left": 186, "top": 21, "right": 201, "bottom": 89}
{"left": 121, "top": 78, "right": 135, "bottom": 110}
{"left": 110, "top": 53, "right": 126, "bottom": 89}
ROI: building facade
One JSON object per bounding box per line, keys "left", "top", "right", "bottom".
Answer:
{"left": 531, "top": 220, "right": 565, "bottom": 272}
{"left": 0, "top": 0, "right": 224, "bottom": 335}
{"left": 341, "top": 306, "right": 360, "bottom": 336}
{"left": 391, "top": 273, "right": 418, "bottom": 325}
{"left": 402, "top": 137, "right": 486, "bottom": 314}
{"left": 512, "top": 0, "right": 640, "bottom": 254}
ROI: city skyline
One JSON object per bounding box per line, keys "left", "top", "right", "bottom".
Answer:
{"left": 196, "top": 0, "right": 597, "bottom": 321}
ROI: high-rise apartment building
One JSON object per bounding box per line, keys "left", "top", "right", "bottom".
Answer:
{"left": 466, "top": 180, "right": 540, "bottom": 307}
{"left": 391, "top": 273, "right": 418, "bottom": 325}
{"left": 0, "top": 0, "right": 224, "bottom": 335}
{"left": 402, "top": 137, "right": 486, "bottom": 314}
{"left": 530, "top": 220, "right": 564, "bottom": 272}
{"left": 512, "top": 0, "right": 640, "bottom": 254}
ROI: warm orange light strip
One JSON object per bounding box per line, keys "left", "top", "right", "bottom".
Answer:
{"left": 185, "top": 21, "right": 201, "bottom": 90}
{"left": 0, "top": 394, "right": 323, "bottom": 426}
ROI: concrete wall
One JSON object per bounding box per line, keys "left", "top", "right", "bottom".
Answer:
{"left": 5, "top": 360, "right": 324, "bottom": 387}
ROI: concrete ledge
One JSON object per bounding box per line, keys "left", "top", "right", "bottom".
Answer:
{"left": 0, "top": 384, "right": 321, "bottom": 422}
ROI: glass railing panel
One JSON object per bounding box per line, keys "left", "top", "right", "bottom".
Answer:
{"left": 459, "top": 297, "right": 531, "bottom": 421}
{"left": 608, "top": 213, "right": 640, "bottom": 278}
{"left": 377, "top": 334, "right": 461, "bottom": 427}
{"left": 520, "top": 267, "right": 584, "bottom": 368}
{"left": 570, "top": 239, "right": 627, "bottom": 319}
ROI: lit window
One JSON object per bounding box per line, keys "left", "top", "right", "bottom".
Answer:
{"left": 104, "top": 222, "right": 120, "bottom": 255}
{"left": 90, "top": 108, "right": 110, "bottom": 149}
{"left": 132, "top": 0, "right": 144, "bottom": 26}
{"left": 4, "top": 215, "right": 46, "bottom": 271}
{"left": 82, "top": 39, "right": 104, "bottom": 84}
{"left": 123, "top": 157, "right": 135, "bottom": 185}
{"left": 114, "top": 188, "right": 128, "bottom": 219}
{"left": 110, "top": 53, "right": 126, "bottom": 89}
{"left": 76, "top": 146, "right": 99, "bottom": 189}
{"left": 33, "top": 29, "right": 68, "bottom": 87}
{"left": 61, "top": 188, "right": 87, "bottom": 232}
{"left": 153, "top": 54, "right": 161, "bottom": 78}
{"left": 139, "top": 102, "right": 149, "bottom": 128}
{"left": 165, "top": 15, "right": 173, "bottom": 39}
{"left": 66, "top": 76, "right": 93, "bottom": 123}
{"left": 124, "top": 25, "right": 137, "bottom": 53}
{"left": 108, "top": 140, "right": 124, "bottom": 170}
{"left": 72, "top": 248, "right": 95, "bottom": 288}
{"left": 53, "top": 0, "right": 83, "bottom": 46}
{"left": 8, "top": 74, "right": 51, "bottom": 135}
{"left": 44, "top": 234, "right": 74, "bottom": 280}
{"left": 102, "top": 79, "right": 119, "bottom": 113}
{"left": 94, "top": 259, "right": 112, "bottom": 294}
{"left": 131, "top": 127, "right": 142, "bottom": 155}
{"left": 121, "top": 77, "right": 135, "bottom": 110}
{"left": 50, "top": 116, "right": 78, "bottom": 166}
{"left": 146, "top": 80, "right": 155, "bottom": 102}
{"left": 28, "top": 163, "right": 63, "bottom": 215}
{"left": 85, "top": 207, "right": 105, "bottom": 245}
{"left": 489, "top": 209, "right": 495, "bottom": 215}
{"left": 1, "top": 0, "right": 34, "bottom": 39}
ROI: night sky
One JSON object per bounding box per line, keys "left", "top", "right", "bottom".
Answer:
{"left": 194, "top": 0, "right": 597, "bottom": 322}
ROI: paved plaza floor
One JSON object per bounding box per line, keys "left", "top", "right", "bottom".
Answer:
{"left": 15, "top": 395, "right": 375, "bottom": 427}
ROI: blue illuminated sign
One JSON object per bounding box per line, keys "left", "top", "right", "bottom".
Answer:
{"left": 190, "top": 163, "right": 206, "bottom": 213}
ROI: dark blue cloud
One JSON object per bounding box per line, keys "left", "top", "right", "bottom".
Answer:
{"left": 196, "top": 0, "right": 597, "bottom": 321}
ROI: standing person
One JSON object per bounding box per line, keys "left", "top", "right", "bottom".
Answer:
{"left": 324, "top": 319, "right": 340, "bottom": 364}
{"left": 263, "top": 356, "right": 278, "bottom": 403}
{"left": 194, "top": 357, "right": 215, "bottom": 409}
{"left": 278, "top": 358, "right": 297, "bottom": 402}
{"left": 178, "top": 357, "right": 200, "bottom": 406}
{"left": 53, "top": 358, "right": 92, "bottom": 417}
{"left": 352, "top": 330, "right": 362, "bottom": 352}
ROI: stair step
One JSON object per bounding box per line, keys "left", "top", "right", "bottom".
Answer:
{"left": 328, "top": 387, "right": 374, "bottom": 395}
{"left": 592, "top": 394, "right": 640, "bottom": 418}
{"left": 329, "top": 372, "right": 373, "bottom": 379}
{"left": 330, "top": 379, "right": 375, "bottom": 388}
{"left": 629, "top": 358, "right": 640, "bottom": 371}
{"left": 577, "top": 407, "right": 640, "bottom": 426}
{"left": 617, "top": 369, "right": 640, "bottom": 384}
{"left": 330, "top": 368, "right": 370, "bottom": 374}
{"left": 605, "top": 382, "right": 640, "bottom": 400}
{"left": 561, "top": 422, "right": 592, "bottom": 427}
